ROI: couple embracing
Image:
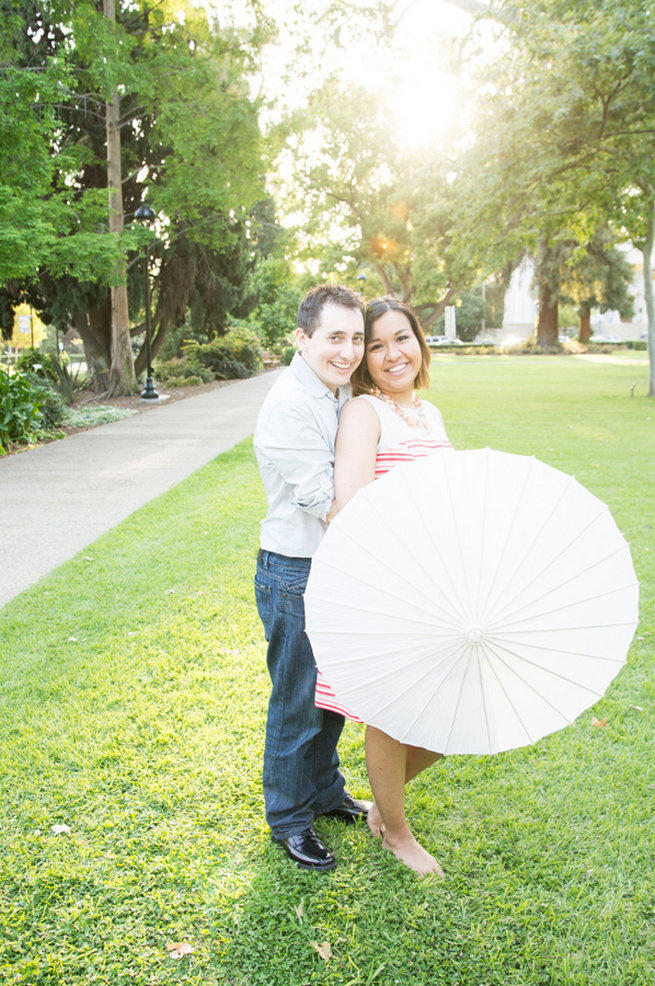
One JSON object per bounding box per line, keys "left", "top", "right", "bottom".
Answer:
{"left": 254, "top": 284, "right": 451, "bottom": 876}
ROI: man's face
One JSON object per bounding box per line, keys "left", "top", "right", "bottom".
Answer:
{"left": 296, "top": 302, "right": 365, "bottom": 393}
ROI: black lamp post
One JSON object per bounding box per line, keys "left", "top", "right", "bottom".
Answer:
{"left": 134, "top": 204, "right": 158, "bottom": 400}
{"left": 356, "top": 272, "right": 367, "bottom": 295}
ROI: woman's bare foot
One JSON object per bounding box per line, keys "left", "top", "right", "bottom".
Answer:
{"left": 367, "top": 801, "right": 385, "bottom": 837}
{"left": 382, "top": 831, "right": 445, "bottom": 877}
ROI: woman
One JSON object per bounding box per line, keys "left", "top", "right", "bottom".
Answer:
{"left": 316, "top": 296, "right": 452, "bottom": 876}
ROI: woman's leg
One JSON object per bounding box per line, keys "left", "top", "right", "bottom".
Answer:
{"left": 365, "top": 725, "right": 444, "bottom": 876}
{"left": 405, "top": 746, "right": 444, "bottom": 782}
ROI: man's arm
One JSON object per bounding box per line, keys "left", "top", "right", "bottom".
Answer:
{"left": 256, "top": 400, "right": 337, "bottom": 521}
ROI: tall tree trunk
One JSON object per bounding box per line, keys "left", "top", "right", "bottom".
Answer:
{"left": 578, "top": 307, "right": 591, "bottom": 344}
{"left": 421, "top": 286, "right": 457, "bottom": 329}
{"left": 103, "top": 0, "right": 137, "bottom": 396}
{"left": 643, "top": 194, "right": 655, "bottom": 397}
{"left": 536, "top": 283, "right": 558, "bottom": 348}
{"left": 74, "top": 310, "right": 110, "bottom": 393}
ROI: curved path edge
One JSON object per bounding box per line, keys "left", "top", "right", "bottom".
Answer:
{"left": 0, "top": 371, "right": 280, "bottom": 610}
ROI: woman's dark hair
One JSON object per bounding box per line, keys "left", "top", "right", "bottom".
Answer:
{"left": 350, "top": 296, "right": 432, "bottom": 397}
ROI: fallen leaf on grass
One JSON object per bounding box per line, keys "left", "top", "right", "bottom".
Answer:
{"left": 166, "top": 942, "right": 195, "bottom": 959}
{"left": 294, "top": 902, "right": 304, "bottom": 920}
{"left": 592, "top": 717, "right": 608, "bottom": 728}
{"left": 630, "top": 705, "right": 644, "bottom": 712}
{"left": 51, "top": 824, "right": 71, "bottom": 835}
{"left": 311, "top": 941, "right": 332, "bottom": 961}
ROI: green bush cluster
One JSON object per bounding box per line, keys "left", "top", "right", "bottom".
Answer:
{"left": 15, "top": 349, "right": 87, "bottom": 405}
{"left": 0, "top": 368, "right": 47, "bottom": 453}
{"left": 156, "top": 327, "right": 263, "bottom": 385}
{"left": 187, "top": 326, "right": 262, "bottom": 378}
{"left": 15, "top": 350, "right": 58, "bottom": 382}
{"left": 21, "top": 372, "right": 68, "bottom": 429}
{"left": 152, "top": 356, "right": 214, "bottom": 387}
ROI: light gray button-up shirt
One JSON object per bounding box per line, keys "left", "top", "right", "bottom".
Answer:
{"left": 254, "top": 352, "right": 349, "bottom": 557}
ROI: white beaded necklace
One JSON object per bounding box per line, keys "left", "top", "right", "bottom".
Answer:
{"left": 370, "top": 386, "right": 430, "bottom": 433}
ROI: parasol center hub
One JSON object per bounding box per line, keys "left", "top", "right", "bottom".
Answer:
{"left": 465, "top": 626, "right": 486, "bottom": 644}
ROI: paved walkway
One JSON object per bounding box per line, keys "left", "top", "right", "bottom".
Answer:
{"left": 0, "top": 372, "right": 280, "bottom": 610}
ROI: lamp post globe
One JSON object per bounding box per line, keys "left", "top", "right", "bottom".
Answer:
{"left": 135, "top": 204, "right": 158, "bottom": 400}
{"left": 356, "top": 272, "right": 367, "bottom": 295}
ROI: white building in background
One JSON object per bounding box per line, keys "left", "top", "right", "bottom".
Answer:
{"left": 494, "top": 245, "right": 653, "bottom": 342}
{"left": 501, "top": 256, "right": 539, "bottom": 341}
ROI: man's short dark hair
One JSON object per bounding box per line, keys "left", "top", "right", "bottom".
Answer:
{"left": 297, "top": 284, "right": 365, "bottom": 337}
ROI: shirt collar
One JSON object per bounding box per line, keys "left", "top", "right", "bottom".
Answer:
{"left": 291, "top": 351, "right": 340, "bottom": 402}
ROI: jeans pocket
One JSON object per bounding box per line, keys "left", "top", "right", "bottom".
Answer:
{"left": 280, "top": 572, "right": 308, "bottom": 618}
{"left": 281, "top": 573, "right": 309, "bottom": 596}
{"left": 254, "top": 577, "right": 273, "bottom": 640}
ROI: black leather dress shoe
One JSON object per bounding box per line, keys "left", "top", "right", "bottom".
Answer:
{"left": 275, "top": 827, "right": 336, "bottom": 870}
{"left": 320, "top": 792, "right": 369, "bottom": 824}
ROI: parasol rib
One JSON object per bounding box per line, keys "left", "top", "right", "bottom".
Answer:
{"left": 483, "top": 506, "right": 623, "bottom": 627}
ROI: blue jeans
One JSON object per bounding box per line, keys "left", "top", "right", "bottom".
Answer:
{"left": 255, "top": 549, "right": 346, "bottom": 840}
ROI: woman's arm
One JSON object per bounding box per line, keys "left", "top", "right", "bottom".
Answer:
{"left": 333, "top": 398, "right": 380, "bottom": 513}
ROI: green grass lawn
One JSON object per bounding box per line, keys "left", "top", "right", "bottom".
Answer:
{"left": 1, "top": 355, "right": 653, "bottom": 985}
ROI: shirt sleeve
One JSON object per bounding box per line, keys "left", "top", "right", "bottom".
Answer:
{"left": 256, "top": 399, "right": 335, "bottom": 521}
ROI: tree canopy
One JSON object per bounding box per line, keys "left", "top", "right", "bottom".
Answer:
{"left": 0, "top": 0, "right": 274, "bottom": 392}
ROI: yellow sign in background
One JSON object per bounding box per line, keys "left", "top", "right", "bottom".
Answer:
{"left": 10, "top": 303, "right": 47, "bottom": 351}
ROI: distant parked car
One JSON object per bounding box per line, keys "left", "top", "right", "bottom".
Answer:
{"left": 590, "top": 333, "right": 621, "bottom": 343}
{"left": 424, "top": 335, "right": 463, "bottom": 346}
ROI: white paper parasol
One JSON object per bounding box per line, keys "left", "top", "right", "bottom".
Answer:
{"left": 305, "top": 448, "right": 639, "bottom": 755}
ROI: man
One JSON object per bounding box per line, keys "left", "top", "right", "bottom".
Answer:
{"left": 254, "top": 283, "right": 369, "bottom": 871}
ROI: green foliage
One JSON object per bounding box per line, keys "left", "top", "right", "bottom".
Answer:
{"left": 278, "top": 78, "right": 471, "bottom": 323}
{"left": 241, "top": 256, "right": 301, "bottom": 350}
{"left": 63, "top": 405, "right": 135, "bottom": 428}
{"left": 49, "top": 355, "right": 87, "bottom": 405}
{"left": 456, "top": 290, "right": 486, "bottom": 340}
{"left": 182, "top": 327, "right": 262, "bottom": 380}
{"left": 14, "top": 350, "right": 58, "bottom": 382}
{"left": 16, "top": 350, "right": 87, "bottom": 405}
{"left": 153, "top": 356, "right": 214, "bottom": 385}
{"left": 0, "top": 16, "right": 128, "bottom": 285}
{"left": 452, "top": 0, "right": 655, "bottom": 358}
{"left": 0, "top": 367, "right": 44, "bottom": 452}
{"left": 0, "top": 0, "right": 273, "bottom": 383}
{"left": 20, "top": 373, "right": 67, "bottom": 430}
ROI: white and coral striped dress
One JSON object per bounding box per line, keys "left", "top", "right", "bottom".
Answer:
{"left": 314, "top": 393, "right": 453, "bottom": 722}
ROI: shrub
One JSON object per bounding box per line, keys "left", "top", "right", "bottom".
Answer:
{"left": 15, "top": 350, "right": 87, "bottom": 404}
{"left": 153, "top": 357, "right": 213, "bottom": 385}
{"left": 21, "top": 373, "right": 67, "bottom": 430}
{"left": 0, "top": 369, "right": 45, "bottom": 453}
{"left": 182, "top": 328, "right": 261, "bottom": 380}
{"left": 220, "top": 326, "right": 262, "bottom": 374}
{"left": 15, "top": 350, "right": 58, "bottom": 383}
{"left": 50, "top": 356, "right": 87, "bottom": 404}
{"left": 281, "top": 346, "right": 296, "bottom": 366}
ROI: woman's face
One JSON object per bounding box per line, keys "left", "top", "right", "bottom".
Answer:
{"left": 365, "top": 309, "right": 423, "bottom": 401}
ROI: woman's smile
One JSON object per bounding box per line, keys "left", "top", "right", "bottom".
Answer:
{"left": 366, "top": 310, "right": 423, "bottom": 401}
